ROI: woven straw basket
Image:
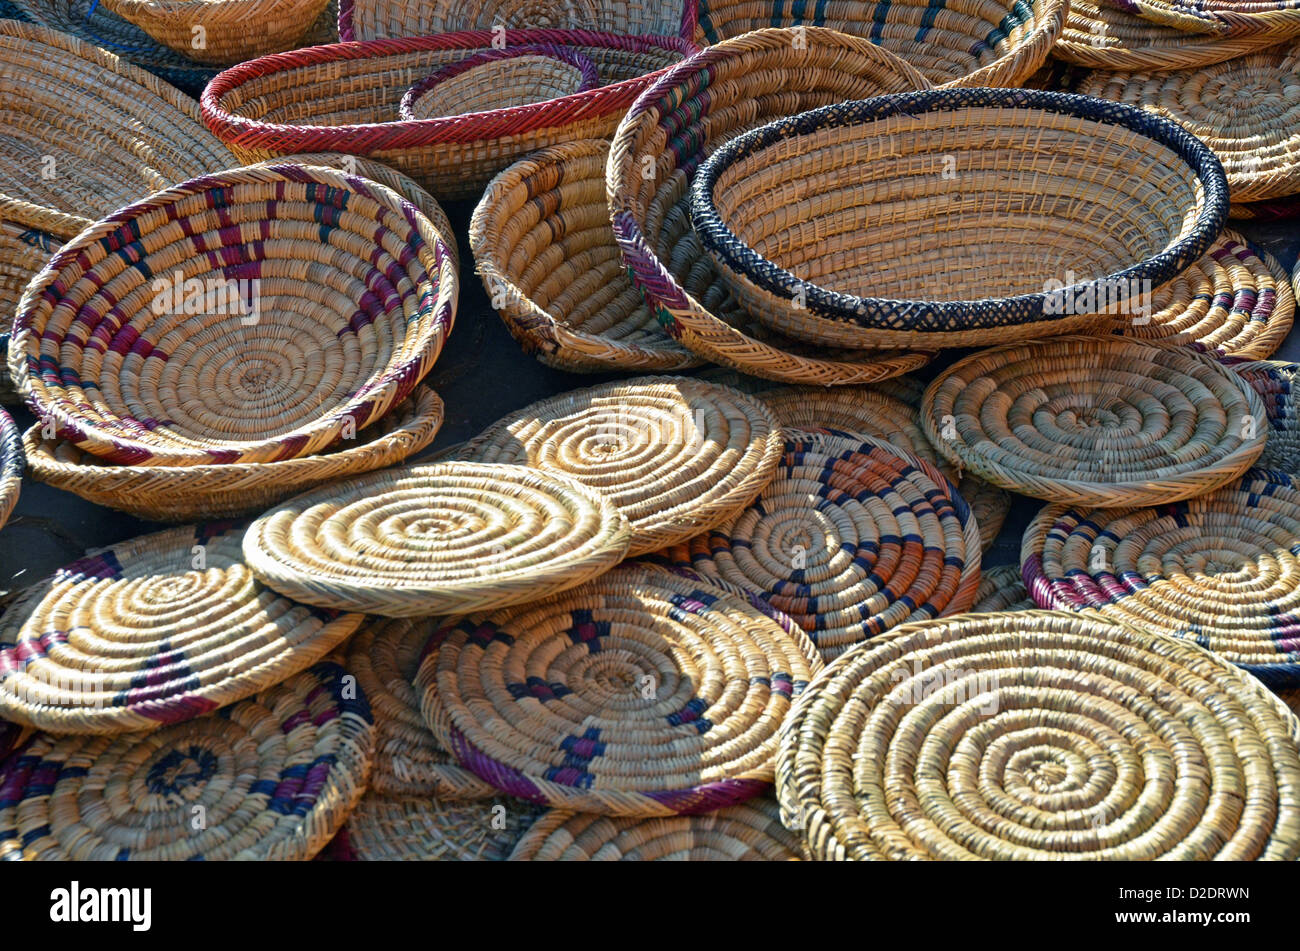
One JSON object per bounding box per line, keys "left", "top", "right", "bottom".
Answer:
{"left": 104, "top": 0, "right": 334, "bottom": 63}
{"left": 0, "top": 219, "right": 61, "bottom": 406}
{"left": 329, "top": 794, "right": 538, "bottom": 860}
{"left": 0, "top": 662, "right": 373, "bottom": 860}
{"left": 202, "top": 30, "right": 695, "bottom": 200}
{"left": 1230, "top": 359, "right": 1300, "bottom": 472}
{"left": 11, "top": 163, "right": 458, "bottom": 467}
{"left": 1113, "top": 0, "right": 1300, "bottom": 40}
{"left": 471, "top": 139, "right": 697, "bottom": 373}
{"left": 400, "top": 46, "right": 600, "bottom": 120}
{"left": 689, "top": 89, "right": 1230, "bottom": 351}
{"left": 608, "top": 27, "right": 935, "bottom": 385}
{"left": 338, "top": 0, "right": 696, "bottom": 41}
{"left": 693, "top": 0, "right": 1066, "bottom": 88}
{"left": 0, "top": 408, "right": 21, "bottom": 533}
{"left": 776, "top": 610, "right": 1300, "bottom": 859}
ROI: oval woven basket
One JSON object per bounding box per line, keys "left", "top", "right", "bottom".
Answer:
{"left": 1229, "top": 359, "right": 1300, "bottom": 473}
{"left": 330, "top": 793, "right": 538, "bottom": 860}
{"left": 400, "top": 45, "right": 599, "bottom": 120}
{"left": 0, "top": 662, "right": 374, "bottom": 860}
{"left": 104, "top": 0, "right": 334, "bottom": 64}
{"left": 345, "top": 617, "right": 497, "bottom": 800}
{"left": 0, "top": 219, "right": 61, "bottom": 406}
{"left": 776, "top": 609, "right": 1300, "bottom": 860}
{"left": 243, "top": 462, "right": 632, "bottom": 617}
{"left": 416, "top": 563, "right": 822, "bottom": 817}
{"left": 201, "top": 30, "right": 696, "bottom": 200}
{"left": 1023, "top": 469, "right": 1300, "bottom": 685}
{"left": 470, "top": 139, "right": 697, "bottom": 373}
{"left": 24, "top": 386, "right": 445, "bottom": 523}
{"left": 1111, "top": 230, "right": 1293, "bottom": 360}
{"left": 0, "top": 408, "right": 21, "bottom": 533}
{"left": 462, "top": 377, "right": 782, "bottom": 556}
{"left": 508, "top": 796, "right": 803, "bottom": 860}
{"left": 11, "top": 163, "right": 458, "bottom": 467}
{"left": 689, "top": 88, "right": 1231, "bottom": 351}
{"left": 971, "top": 563, "right": 1034, "bottom": 613}
{"left": 608, "top": 26, "right": 935, "bottom": 385}
{"left": 1077, "top": 51, "right": 1300, "bottom": 204}
{"left": 922, "top": 336, "right": 1267, "bottom": 507}
{"left": 0, "top": 522, "right": 363, "bottom": 734}
{"left": 0, "top": 19, "right": 237, "bottom": 240}
{"left": 338, "top": 0, "right": 696, "bottom": 41}
{"left": 654, "top": 430, "right": 982, "bottom": 661}
{"left": 692, "top": 0, "right": 1066, "bottom": 88}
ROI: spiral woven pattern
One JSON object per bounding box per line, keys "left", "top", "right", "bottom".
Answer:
{"left": 400, "top": 46, "right": 599, "bottom": 120}
{"left": 464, "top": 377, "right": 783, "bottom": 556}
{"left": 338, "top": 0, "right": 695, "bottom": 41}
{"left": 416, "top": 563, "right": 822, "bottom": 817}
{"left": 963, "top": 478, "right": 1011, "bottom": 554}
{"left": 971, "top": 563, "right": 1034, "bottom": 613}
{"left": 332, "top": 794, "right": 537, "bottom": 860}
{"left": 11, "top": 163, "right": 457, "bottom": 467}
{"left": 104, "top": 0, "right": 334, "bottom": 63}
{"left": 0, "top": 662, "right": 373, "bottom": 860}
{"left": 776, "top": 610, "right": 1300, "bottom": 860}
{"left": 0, "top": 409, "right": 21, "bottom": 533}
{"left": 1231, "top": 360, "right": 1300, "bottom": 473}
{"left": 1023, "top": 470, "right": 1300, "bottom": 684}
{"left": 0, "top": 220, "right": 61, "bottom": 405}
{"left": 656, "top": 431, "right": 982, "bottom": 661}
{"left": 244, "top": 462, "right": 632, "bottom": 617}
{"left": 345, "top": 617, "right": 496, "bottom": 800}
{"left": 0, "top": 523, "right": 363, "bottom": 734}
{"left": 923, "top": 336, "right": 1266, "bottom": 507}
{"left": 508, "top": 796, "right": 802, "bottom": 860}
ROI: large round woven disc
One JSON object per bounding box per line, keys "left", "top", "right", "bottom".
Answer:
{"left": 656, "top": 431, "right": 982, "bottom": 661}
{"left": 971, "top": 563, "right": 1034, "bottom": 613}
{"left": 332, "top": 793, "right": 538, "bottom": 861}
{"left": 1110, "top": 230, "right": 1293, "bottom": 359}
{"left": 0, "top": 662, "right": 373, "bottom": 860}
{"left": 0, "top": 523, "right": 363, "bottom": 734}
{"left": 416, "top": 563, "right": 822, "bottom": 817}
{"left": 923, "top": 336, "right": 1266, "bottom": 507}
{"left": 1022, "top": 469, "right": 1300, "bottom": 684}
{"left": 508, "top": 796, "right": 802, "bottom": 860}
{"left": 345, "top": 617, "right": 496, "bottom": 800}
{"left": 464, "top": 377, "right": 783, "bottom": 556}
{"left": 777, "top": 610, "right": 1300, "bottom": 860}
{"left": 243, "top": 462, "right": 632, "bottom": 617}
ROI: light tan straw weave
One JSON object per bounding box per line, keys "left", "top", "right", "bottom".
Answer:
{"left": 243, "top": 462, "right": 633, "bottom": 617}
{"left": 104, "top": 0, "right": 334, "bottom": 63}
{"left": 971, "top": 563, "right": 1034, "bottom": 613}
{"left": 464, "top": 377, "right": 783, "bottom": 556}
{"left": 963, "top": 478, "right": 1011, "bottom": 553}
{"left": 333, "top": 793, "right": 537, "bottom": 861}
{"left": 401, "top": 46, "right": 598, "bottom": 120}
{"left": 339, "top": 0, "right": 692, "bottom": 40}
{"left": 922, "top": 336, "right": 1267, "bottom": 507}
{"left": 0, "top": 409, "right": 20, "bottom": 533}
{"left": 776, "top": 610, "right": 1300, "bottom": 860}
{"left": 0, "top": 220, "right": 61, "bottom": 405}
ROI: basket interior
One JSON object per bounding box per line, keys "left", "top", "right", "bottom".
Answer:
{"left": 409, "top": 56, "right": 589, "bottom": 119}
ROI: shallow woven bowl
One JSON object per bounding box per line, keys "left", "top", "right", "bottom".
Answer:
{"left": 416, "top": 563, "right": 822, "bottom": 816}
{"left": 922, "top": 336, "right": 1266, "bottom": 507}
{"left": 1230, "top": 359, "right": 1300, "bottom": 472}
{"left": 24, "top": 386, "right": 444, "bottom": 522}
{"left": 693, "top": 0, "right": 1066, "bottom": 88}
{"left": 0, "top": 219, "right": 61, "bottom": 405}
{"left": 104, "top": 0, "right": 333, "bottom": 64}
{"left": 0, "top": 662, "right": 373, "bottom": 860}
{"left": 400, "top": 45, "right": 599, "bottom": 120}
{"left": 202, "top": 30, "right": 695, "bottom": 200}
{"left": 776, "top": 609, "right": 1300, "bottom": 860}
{"left": 0, "top": 408, "right": 21, "bottom": 532}
{"left": 690, "top": 88, "right": 1230, "bottom": 351}
{"left": 338, "top": 0, "right": 696, "bottom": 41}
{"left": 471, "top": 139, "right": 696, "bottom": 373}
{"left": 608, "top": 26, "right": 935, "bottom": 385}
{"left": 11, "top": 163, "right": 457, "bottom": 467}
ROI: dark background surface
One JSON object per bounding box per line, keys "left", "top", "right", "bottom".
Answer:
{"left": 2, "top": 202, "right": 1297, "bottom": 589}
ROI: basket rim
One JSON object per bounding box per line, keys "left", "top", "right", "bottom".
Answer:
{"left": 336, "top": 0, "right": 701, "bottom": 42}
{"left": 688, "top": 87, "right": 1230, "bottom": 332}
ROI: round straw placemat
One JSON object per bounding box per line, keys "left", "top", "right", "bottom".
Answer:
{"left": 416, "top": 563, "right": 822, "bottom": 817}
{"left": 1230, "top": 359, "right": 1300, "bottom": 473}
{"left": 345, "top": 617, "right": 496, "bottom": 800}
{"left": 0, "top": 523, "right": 363, "bottom": 734}
{"left": 777, "top": 610, "right": 1300, "bottom": 860}
{"left": 0, "top": 219, "right": 61, "bottom": 406}
{"left": 463, "top": 377, "right": 783, "bottom": 556}
{"left": 508, "top": 796, "right": 802, "bottom": 860}
{"left": 471, "top": 139, "right": 697, "bottom": 374}
{"left": 655, "top": 431, "right": 982, "bottom": 661}
{"left": 963, "top": 477, "right": 1011, "bottom": 553}
{"left": 330, "top": 793, "right": 538, "bottom": 860}
{"left": 971, "top": 563, "right": 1034, "bottom": 613}
{"left": 1076, "top": 51, "right": 1300, "bottom": 203}
{"left": 1111, "top": 230, "right": 1293, "bottom": 360}
{"left": 0, "top": 408, "right": 21, "bottom": 533}
{"left": 104, "top": 0, "right": 333, "bottom": 63}
{"left": 243, "top": 462, "right": 632, "bottom": 617}
{"left": 0, "top": 661, "right": 373, "bottom": 860}
{"left": 11, "top": 163, "right": 457, "bottom": 467}
{"left": 24, "top": 386, "right": 444, "bottom": 523}
{"left": 400, "top": 45, "right": 599, "bottom": 120}
{"left": 1022, "top": 469, "right": 1300, "bottom": 685}
{"left": 922, "top": 336, "right": 1267, "bottom": 507}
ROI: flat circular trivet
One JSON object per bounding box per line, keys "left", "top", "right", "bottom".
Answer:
{"left": 464, "top": 377, "right": 783, "bottom": 556}
{"left": 0, "top": 523, "right": 363, "bottom": 734}
{"left": 415, "top": 563, "right": 822, "bottom": 817}
{"left": 242, "top": 462, "right": 632, "bottom": 617}
{"left": 971, "top": 564, "right": 1035, "bottom": 613}
{"left": 0, "top": 662, "right": 374, "bottom": 860}
{"left": 330, "top": 793, "right": 538, "bottom": 861}
{"left": 776, "top": 610, "right": 1300, "bottom": 860}
{"left": 1022, "top": 469, "right": 1300, "bottom": 685}
{"left": 656, "top": 431, "right": 982, "bottom": 660}
{"left": 923, "top": 336, "right": 1266, "bottom": 507}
